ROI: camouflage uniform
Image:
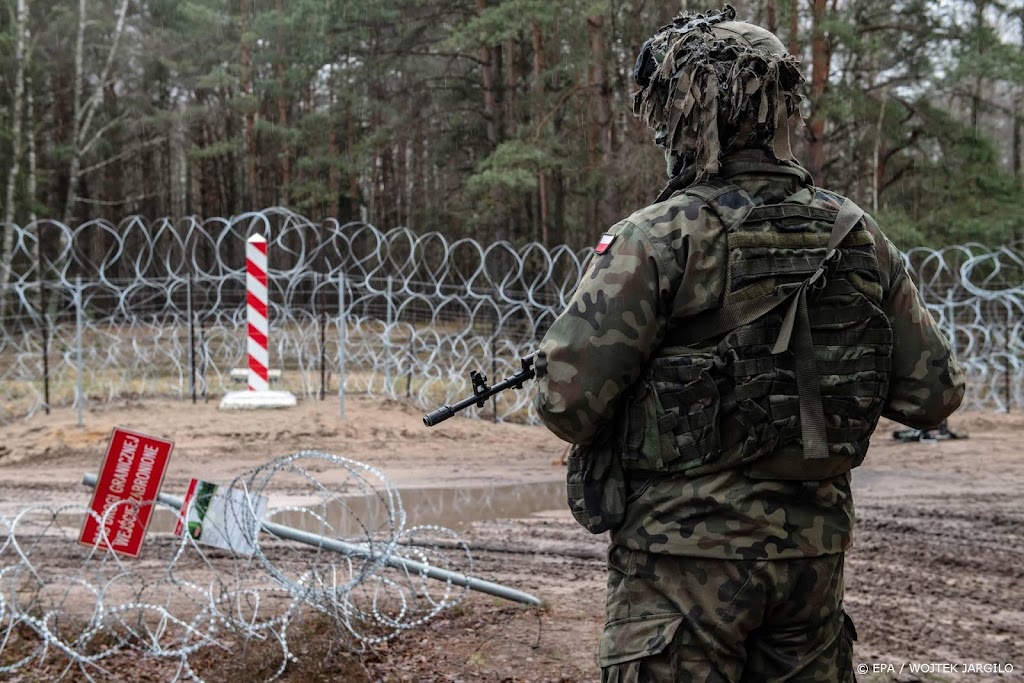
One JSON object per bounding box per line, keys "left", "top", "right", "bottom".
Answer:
{"left": 534, "top": 8, "right": 965, "bottom": 682}
{"left": 602, "top": 550, "right": 853, "bottom": 682}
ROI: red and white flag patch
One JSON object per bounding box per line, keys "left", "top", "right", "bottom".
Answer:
{"left": 595, "top": 233, "right": 616, "bottom": 255}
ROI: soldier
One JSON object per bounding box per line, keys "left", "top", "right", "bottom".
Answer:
{"left": 533, "top": 6, "right": 965, "bottom": 682}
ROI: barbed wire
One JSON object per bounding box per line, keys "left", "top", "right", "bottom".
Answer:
{"left": 0, "top": 212, "right": 1021, "bottom": 678}
{"left": 0, "top": 451, "right": 473, "bottom": 681}
{"left": 0, "top": 209, "right": 1021, "bottom": 422}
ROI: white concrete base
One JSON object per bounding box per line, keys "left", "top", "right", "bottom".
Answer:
{"left": 230, "top": 368, "right": 282, "bottom": 383}
{"left": 218, "top": 390, "right": 297, "bottom": 410}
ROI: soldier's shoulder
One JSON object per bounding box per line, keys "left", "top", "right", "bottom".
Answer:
{"left": 807, "top": 187, "right": 872, "bottom": 223}
{"left": 806, "top": 186, "right": 889, "bottom": 237}
{"left": 810, "top": 186, "right": 898, "bottom": 279}
{"left": 808, "top": 187, "right": 844, "bottom": 210}
{"left": 617, "top": 191, "right": 716, "bottom": 238}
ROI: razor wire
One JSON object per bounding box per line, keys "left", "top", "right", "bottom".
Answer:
{"left": 0, "top": 451, "right": 476, "bottom": 681}
{"left": 0, "top": 207, "right": 1021, "bottom": 422}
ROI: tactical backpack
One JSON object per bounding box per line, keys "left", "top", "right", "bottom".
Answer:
{"left": 621, "top": 183, "right": 893, "bottom": 482}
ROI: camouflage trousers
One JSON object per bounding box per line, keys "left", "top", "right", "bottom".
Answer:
{"left": 600, "top": 547, "right": 856, "bottom": 682}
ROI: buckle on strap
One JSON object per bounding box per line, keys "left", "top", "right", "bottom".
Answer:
{"left": 809, "top": 247, "right": 842, "bottom": 291}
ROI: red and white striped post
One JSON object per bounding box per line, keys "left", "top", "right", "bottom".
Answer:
{"left": 246, "top": 235, "right": 270, "bottom": 392}
{"left": 219, "top": 231, "right": 295, "bottom": 410}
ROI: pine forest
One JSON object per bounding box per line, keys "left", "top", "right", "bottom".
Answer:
{"left": 0, "top": 0, "right": 1023, "bottom": 255}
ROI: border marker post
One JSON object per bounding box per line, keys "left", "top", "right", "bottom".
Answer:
{"left": 220, "top": 234, "right": 296, "bottom": 410}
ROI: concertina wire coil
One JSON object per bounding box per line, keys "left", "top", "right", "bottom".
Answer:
{"left": 0, "top": 207, "right": 1020, "bottom": 423}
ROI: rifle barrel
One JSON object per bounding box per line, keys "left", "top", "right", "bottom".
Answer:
{"left": 422, "top": 356, "right": 536, "bottom": 427}
{"left": 423, "top": 405, "right": 456, "bottom": 427}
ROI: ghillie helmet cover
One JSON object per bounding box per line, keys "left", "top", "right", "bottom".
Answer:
{"left": 633, "top": 5, "right": 806, "bottom": 179}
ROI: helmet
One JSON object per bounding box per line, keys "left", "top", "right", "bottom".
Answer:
{"left": 633, "top": 5, "right": 805, "bottom": 179}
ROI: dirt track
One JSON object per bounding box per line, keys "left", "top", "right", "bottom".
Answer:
{"left": 0, "top": 398, "right": 1021, "bottom": 681}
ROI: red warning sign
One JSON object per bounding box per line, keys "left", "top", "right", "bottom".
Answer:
{"left": 79, "top": 427, "right": 174, "bottom": 557}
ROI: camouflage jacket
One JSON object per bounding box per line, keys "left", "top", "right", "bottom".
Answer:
{"left": 535, "top": 149, "right": 965, "bottom": 559}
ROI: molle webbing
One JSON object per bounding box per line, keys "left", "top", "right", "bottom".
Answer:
{"left": 656, "top": 184, "right": 886, "bottom": 476}
{"left": 665, "top": 194, "right": 865, "bottom": 348}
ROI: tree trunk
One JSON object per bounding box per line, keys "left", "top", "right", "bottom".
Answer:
{"left": 1015, "top": 11, "right": 1023, "bottom": 241}
{"left": 1015, "top": 14, "right": 1023, "bottom": 186}
{"left": 346, "top": 99, "right": 360, "bottom": 221}
{"left": 223, "top": 92, "right": 239, "bottom": 214}
{"left": 789, "top": 0, "right": 800, "bottom": 58}
{"left": 970, "top": 0, "right": 986, "bottom": 135}
{"left": 477, "top": 0, "right": 499, "bottom": 149}
{"left": 214, "top": 119, "right": 230, "bottom": 217}
{"left": 61, "top": 0, "right": 131, "bottom": 225}
{"left": 328, "top": 82, "right": 340, "bottom": 220}
{"left": 101, "top": 82, "right": 121, "bottom": 222}
{"left": 371, "top": 119, "right": 381, "bottom": 225}
{"left": 46, "top": 70, "right": 65, "bottom": 227}
{"left": 241, "top": 0, "right": 257, "bottom": 210}
{"left": 192, "top": 120, "right": 206, "bottom": 219}
{"left": 26, "top": 71, "right": 37, "bottom": 225}
{"left": 807, "top": 0, "right": 829, "bottom": 182}
{"left": 170, "top": 109, "right": 187, "bottom": 218}
{"left": 381, "top": 144, "right": 393, "bottom": 227}
{"left": 411, "top": 120, "right": 423, "bottom": 229}
{"left": 765, "top": 0, "right": 778, "bottom": 35}
{"left": 1013, "top": 98, "right": 1021, "bottom": 182}
{"left": 552, "top": 168, "right": 565, "bottom": 247}
{"left": 396, "top": 134, "right": 407, "bottom": 226}
{"left": 871, "top": 95, "right": 888, "bottom": 212}
{"left": 27, "top": 69, "right": 40, "bottom": 331}
{"left": 62, "top": 0, "right": 87, "bottom": 226}
{"left": 0, "top": 0, "right": 29, "bottom": 319}
{"left": 3, "top": 0, "right": 28, "bottom": 227}
{"left": 588, "top": 14, "right": 617, "bottom": 228}
{"left": 505, "top": 37, "right": 519, "bottom": 138}
{"left": 532, "top": 22, "right": 549, "bottom": 246}
{"left": 276, "top": 0, "right": 290, "bottom": 207}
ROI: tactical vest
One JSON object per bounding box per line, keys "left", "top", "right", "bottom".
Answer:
{"left": 621, "top": 183, "right": 893, "bottom": 481}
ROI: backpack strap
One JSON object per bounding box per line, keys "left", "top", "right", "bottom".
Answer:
{"left": 663, "top": 197, "right": 866, "bottom": 461}
{"left": 665, "top": 198, "right": 864, "bottom": 346}
{"left": 772, "top": 199, "right": 865, "bottom": 460}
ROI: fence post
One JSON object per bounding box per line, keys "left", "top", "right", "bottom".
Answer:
{"left": 406, "top": 334, "right": 414, "bottom": 399}
{"left": 37, "top": 226, "right": 51, "bottom": 415}
{"left": 1007, "top": 300, "right": 1012, "bottom": 413}
{"left": 40, "top": 278, "right": 50, "bottom": 415}
{"left": 188, "top": 273, "right": 196, "bottom": 404}
{"left": 318, "top": 272, "right": 326, "bottom": 400}
{"left": 198, "top": 296, "right": 207, "bottom": 402}
{"left": 944, "top": 289, "right": 956, "bottom": 359}
{"left": 385, "top": 275, "right": 393, "bottom": 397}
{"left": 338, "top": 273, "right": 346, "bottom": 419}
{"left": 74, "top": 275, "right": 84, "bottom": 428}
{"left": 491, "top": 316, "right": 498, "bottom": 422}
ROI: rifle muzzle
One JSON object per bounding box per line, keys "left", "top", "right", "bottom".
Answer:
{"left": 422, "top": 405, "right": 455, "bottom": 427}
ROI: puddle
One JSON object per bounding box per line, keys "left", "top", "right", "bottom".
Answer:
{"left": 54, "top": 478, "right": 568, "bottom": 541}
{"left": 392, "top": 479, "right": 566, "bottom": 528}
{"left": 267, "top": 479, "right": 567, "bottom": 537}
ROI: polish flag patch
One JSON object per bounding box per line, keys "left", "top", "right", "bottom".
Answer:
{"left": 595, "top": 233, "right": 616, "bottom": 255}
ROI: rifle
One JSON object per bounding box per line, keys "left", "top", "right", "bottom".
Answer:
{"left": 422, "top": 354, "right": 536, "bottom": 427}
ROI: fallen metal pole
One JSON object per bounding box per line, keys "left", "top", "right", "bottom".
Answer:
{"left": 81, "top": 473, "right": 542, "bottom": 606}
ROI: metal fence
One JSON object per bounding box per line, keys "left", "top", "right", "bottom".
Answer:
{"left": 0, "top": 208, "right": 1021, "bottom": 423}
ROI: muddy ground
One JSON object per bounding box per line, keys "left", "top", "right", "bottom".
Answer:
{"left": 0, "top": 396, "right": 1021, "bottom": 682}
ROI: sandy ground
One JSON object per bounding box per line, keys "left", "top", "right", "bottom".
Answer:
{"left": 0, "top": 396, "right": 1022, "bottom": 682}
